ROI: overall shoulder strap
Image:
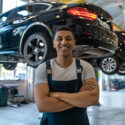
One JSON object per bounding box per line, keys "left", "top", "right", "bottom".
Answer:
{"left": 75, "top": 59, "right": 83, "bottom": 79}
{"left": 46, "top": 60, "right": 52, "bottom": 81}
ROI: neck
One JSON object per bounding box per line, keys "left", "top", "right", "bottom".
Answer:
{"left": 55, "top": 55, "right": 73, "bottom": 68}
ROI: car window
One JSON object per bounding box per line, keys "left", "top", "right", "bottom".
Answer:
{"left": 17, "top": 5, "right": 34, "bottom": 17}
{"left": 3, "top": 6, "right": 31, "bottom": 22}
{"left": 0, "top": 4, "right": 51, "bottom": 23}
{"left": 33, "top": 4, "right": 49, "bottom": 13}
{"left": 7, "top": 8, "right": 22, "bottom": 21}
{"left": 25, "top": 4, "right": 50, "bottom": 15}
{"left": 1, "top": 8, "right": 24, "bottom": 22}
{"left": 17, "top": 10, "right": 29, "bottom": 17}
{"left": 0, "top": 6, "right": 29, "bottom": 23}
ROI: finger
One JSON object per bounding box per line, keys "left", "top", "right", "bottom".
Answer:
{"left": 83, "top": 83, "right": 96, "bottom": 91}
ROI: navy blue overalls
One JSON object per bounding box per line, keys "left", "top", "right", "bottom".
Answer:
{"left": 40, "top": 59, "right": 90, "bottom": 125}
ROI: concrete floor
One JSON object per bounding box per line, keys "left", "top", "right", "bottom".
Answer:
{"left": 0, "top": 89, "right": 125, "bottom": 125}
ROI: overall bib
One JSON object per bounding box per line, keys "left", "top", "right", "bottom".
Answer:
{"left": 40, "top": 59, "right": 90, "bottom": 125}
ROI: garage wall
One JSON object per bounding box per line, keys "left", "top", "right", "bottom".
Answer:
{"left": 0, "top": 80, "right": 29, "bottom": 100}
{"left": 0, "top": 66, "right": 35, "bottom": 101}
{"left": 2, "top": 0, "right": 25, "bottom": 13}
{"left": 87, "top": 0, "right": 125, "bottom": 30}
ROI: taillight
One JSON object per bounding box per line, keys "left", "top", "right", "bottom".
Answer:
{"left": 67, "top": 7, "right": 97, "bottom": 21}
{"left": 122, "top": 40, "right": 125, "bottom": 44}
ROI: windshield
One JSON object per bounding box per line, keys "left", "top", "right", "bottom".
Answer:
{"left": 0, "top": 6, "right": 28, "bottom": 24}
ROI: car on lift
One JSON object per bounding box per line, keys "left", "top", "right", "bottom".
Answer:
{"left": 0, "top": 1, "right": 118, "bottom": 70}
{"left": 98, "top": 31, "right": 125, "bottom": 75}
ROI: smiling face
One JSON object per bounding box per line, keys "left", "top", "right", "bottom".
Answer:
{"left": 53, "top": 30, "right": 75, "bottom": 57}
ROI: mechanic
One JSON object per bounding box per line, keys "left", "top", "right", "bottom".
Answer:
{"left": 34, "top": 26, "right": 99, "bottom": 125}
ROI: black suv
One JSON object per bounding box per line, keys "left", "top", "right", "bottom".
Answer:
{"left": 0, "top": 2, "right": 118, "bottom": 70}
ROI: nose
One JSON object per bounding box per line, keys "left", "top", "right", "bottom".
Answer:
{"left": 61, "top": 38, "right": 68, "bottom": 44}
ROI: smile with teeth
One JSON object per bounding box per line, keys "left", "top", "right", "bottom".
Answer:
{"left": 60, "top": 46, "right": 70, "bottom": 50}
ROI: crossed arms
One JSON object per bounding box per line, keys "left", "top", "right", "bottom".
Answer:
{"left": 34, "top": 78, "right": 99, "bottom": 112}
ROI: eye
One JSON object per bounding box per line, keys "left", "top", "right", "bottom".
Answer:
{"left": 56, "top": 37, "right": 63, "bottom": 42}
{"left": 66, "top": 36, "right": 72, "bottom": 41}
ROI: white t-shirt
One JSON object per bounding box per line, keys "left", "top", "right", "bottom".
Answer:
{"left": 35, "top": 58, "right": 95, "bottom": 84}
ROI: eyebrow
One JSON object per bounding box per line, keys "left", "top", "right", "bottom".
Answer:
{"left": 57, "top": 35, "right": 73, "bottom": 38}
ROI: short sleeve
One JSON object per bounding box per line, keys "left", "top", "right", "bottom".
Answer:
{"left": 34, "top": 62, "right": 48, "bottom": 85}
{"left": 80, "top": 60, "right": 96, "bottom": 81}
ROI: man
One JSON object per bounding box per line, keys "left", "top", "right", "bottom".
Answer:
{"left": 34, "top": 26, "right": 99, "bottom": 125}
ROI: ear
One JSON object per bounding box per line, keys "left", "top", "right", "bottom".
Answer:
{"left": 53, "top": 40, "right": 56, "bottom": 48}
{"left": 72, "top": 40, "right": 75, "bottom": 48}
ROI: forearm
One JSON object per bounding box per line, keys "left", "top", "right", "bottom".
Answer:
{"left": 51, "top": 78, "right": 99, "bottom": 108}
{"left": 34, "top": 84, "right": 74, "bottom": 113}
{"left": 36, "top": 95, "right": 73, "bottom": 113}
{"left": 56, "top": 91, "right": 99, "bottom": 108}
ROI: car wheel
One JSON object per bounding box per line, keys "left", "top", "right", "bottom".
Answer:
{"left": 24, "top": 32, "right": 55, "bottom": 67}
{"left": 3, "top": 63, "right": 17, "bottom": 70}
{"left": 99, "top": 56, "right": 119, "bottom": 75}
{"left": 117, "top": 69, "right": 125, "bottom": 75}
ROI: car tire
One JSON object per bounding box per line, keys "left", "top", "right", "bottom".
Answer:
{"left": 3, "top": 63, "right": 17, "bottom": 70}
{"left": 99, "top": 56, "right": 119, "bottom": 75}
{"left": 24, "top": 32, "right": 56, "bottom": 68}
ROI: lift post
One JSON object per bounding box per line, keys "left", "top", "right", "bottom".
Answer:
{"left": 0, "top": 0, "right": 3, "bottom": 14}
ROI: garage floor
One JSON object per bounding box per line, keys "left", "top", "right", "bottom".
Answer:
{"left": 0, "top": 89, "right": 125, "bottom": 125}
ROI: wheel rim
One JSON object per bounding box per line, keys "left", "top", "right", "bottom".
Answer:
{"left": 101, "top": 57, "right": 117, "bottom": 73}
{"left": 24, "top": 34, "right": 47, "bottom": 66}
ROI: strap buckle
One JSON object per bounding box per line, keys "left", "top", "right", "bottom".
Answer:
{"left": 46, "top": 69, "right": 52, "bottom": 74}
{"left": 77, "top": 67, "right": 82, "bottom": 73}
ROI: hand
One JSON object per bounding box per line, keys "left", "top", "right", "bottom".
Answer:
{"left": 79, "top": 83, "right": 96, "bottom": 91}
{"left": 79, "top": 78, "right": 97, "bottom": 92}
